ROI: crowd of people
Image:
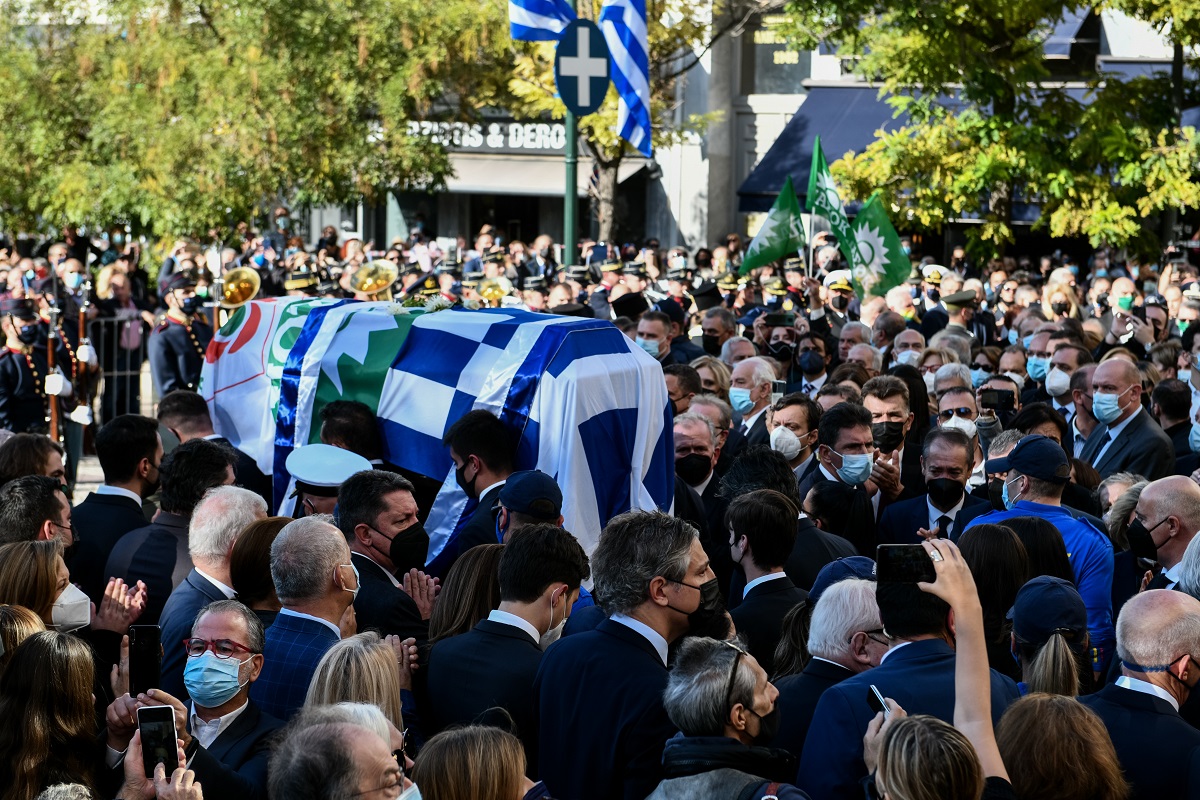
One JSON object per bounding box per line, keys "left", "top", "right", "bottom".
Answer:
{"left": 1, "top": 218, "right": 1200, "bottom": 800}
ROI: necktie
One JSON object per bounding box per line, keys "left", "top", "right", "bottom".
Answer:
{"left": 1147, "top": 572, "right": 1170, "bottom": 591}
{"left": 803, "top": 383, "right": 816, "bottom": 395}
{"left": 936, "top": 515, "right": 952, "bottom": 540}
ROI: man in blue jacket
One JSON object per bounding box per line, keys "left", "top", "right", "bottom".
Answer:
{"left": 964, "top": 433, "right": 1115, "bottom": 673}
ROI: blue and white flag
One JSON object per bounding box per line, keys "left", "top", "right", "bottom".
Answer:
{"left": 509, "top": 0, "right": 576, "bottom": 42}
{"left": 599, "top": 0, "right": 652, "bottom": 156}
{"left": 377, "top": 307, "right": 674, "bottom": 569}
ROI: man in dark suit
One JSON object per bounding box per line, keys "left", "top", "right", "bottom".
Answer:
{"left": 1080, "top": 359, "right": 1175, "bottom": 480}
{"left": 432, "top": 408, "right": 515, "bottom": 577}
{"left": 724, "top": 445, "right": 858, "bottom": 605}
{"left": 1081, "top": 589, "right": 1200, "bottom": 800}
{"left": 536, "top": 510, "right": 721, "bottom": 800}
{"left": 878, "top": 428, "right": 990, "bottom": 544}
{"left": 1128, "top": 475, "right": 1200, "bottom": 591}
{"left": 774, "top": 576, "right": 885, "bottom": 757}
{"left": 1152, "top": 378, "right": 1192, "bottom": 459}
{"left": 674, "top": 412, "right": 734, "bottom": 593}
{"left": 724, "top": 356, "right": 774, "bottom": 461}
{"left": 158, "top": 486, "right": 268, "bottom": 698}
{"left": 427, "top": 524, "right": 589, "bottom": 774}
{"left": 337, "top": 470, "right": 432, "bottom": 643}
{"left": 105, "top": 439, "right": 238, "bottom": 625}
{"left": 728, "top": 490, "right": 808, "bottom": 676}
{"left": 250, "top": 517, "right": 357, "bottom": 721}
{"left": 105, "top": 600, "right": 282, "bottom": 800}
{"left": 797, "top": 578, "right": 1020, "bottom": 800}
{"left": 862, "top": 375, "right": 926, "bottom": 502}
{"left": 157, "top": 389, "right": 273, "bottom": 508}
{"left": 68, "top": 415, "right": 160, "bottom": 604}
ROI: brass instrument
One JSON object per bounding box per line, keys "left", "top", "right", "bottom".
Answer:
{"left": 477, "top": 276, "right": 512, "bottom": 307}
{"left": 351, "top": 262, "right": 399, "bottom": 301}
{"left": 221, "top": 267, "right": 262, "bottom": 308}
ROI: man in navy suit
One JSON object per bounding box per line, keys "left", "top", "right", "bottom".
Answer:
{"left": 158, "top": 485, "right": 267, "bottom": 698}
{"left": 338, "top": 470, "right": 432, "bottom": 643}
{"left": 861, "top": 375, "right": 926, "bottom": 502}
{"left": 724, "top": 357, "right": 775, "bottom": 461}
{"left": 877, "top": 428, "right": 990, "bottom": 544}
{"left": 773, "top": 576, "right": 885, "bottom": 758}
{"left": 1080, "top": 359, "right": 1175, "bottom": 480}
{"left": 1081, "top": 589, "right": 1200, "bottom": 800}
{"left": 427, "top": 523, "right": 589, "bottom": 774}
{"left": 106, "top": 600, "right": 282, "bottom": 800}
{"left": 67, "top": 414, "right": 160, "bottom": 604}
{"left": 105, "top": 438, "right": 239, "bottom": 625}
{"left": 250, "top": 516, "right": 357, "bottom": 721}
{"left": 536, "top": 510, "right": 723, "bottom": 800}
{"left": 728, "top": 489, "right": 808, "bottom": 676}
{"left": 674, "top": 412, "right": 735, "bottom": 594}
{"left": 797, "top": 570, "right": 1019, "bottom": 800}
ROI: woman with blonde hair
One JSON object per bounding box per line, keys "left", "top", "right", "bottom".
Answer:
{"left": 304, "top": 631, "right": 414, "bottom": 733}
{"left": 412, "top": 725, "right": 541, "bottom": 800}
{"left": 0, "top": 605, "right": 44, "bottom": 675}
{"left": 996, "top": 694, "right": 1127, "bottom": 800}
{"left": 0, "top": 541, "right": 63, "bottom": 623}
{"left": 689, "top": 355, "right": 731, "bottom": 403}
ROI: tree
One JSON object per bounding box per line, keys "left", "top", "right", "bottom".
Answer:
{"left": 509, "top": 0, "right": 781, "bottom": 243}
{"left": 780, "top": 0, "right": 1200, "bottom": 257}
{"left": 0, "top": 0, "right": 515, "bottom": 237}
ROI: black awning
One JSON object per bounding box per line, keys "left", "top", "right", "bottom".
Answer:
{"left": 736, "top": 85, "right": 908, "bottom": 213}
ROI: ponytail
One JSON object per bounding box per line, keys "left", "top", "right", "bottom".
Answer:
{"left": 1025, "top": 632, "right": 1081, "bottom": 697}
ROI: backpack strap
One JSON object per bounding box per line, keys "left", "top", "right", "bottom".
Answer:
{"left": 736, "top": 779, "right": 782, "bottom": 800}
{"left": 761, "top": 783, "right": 782, "bottom": 800}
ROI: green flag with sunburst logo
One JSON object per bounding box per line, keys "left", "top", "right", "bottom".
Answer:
{"left": 851, "top": 192, "right": 909, "bottom": 297}
{"left": 806, "top": 135, "right": 860, "bottom": 275}
{"left": 739, "top": 175, "right": 807, "bottom": 276}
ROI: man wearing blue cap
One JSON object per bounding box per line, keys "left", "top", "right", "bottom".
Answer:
{"left": 965, "top": 434, "right": 1115, "bottom": 674}
{"left": 496, "top": 470, "right": 565, "bottom": 543}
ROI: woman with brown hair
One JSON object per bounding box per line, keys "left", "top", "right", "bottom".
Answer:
{"left": 0, "top": 540, "right": 63, "bottom": 623}
{"left": 0, "top": 631, "right": 101, "bottom": 800}
{"left": 996, "top": 694, "right": 1128, "bottom": 800}
{"left": 0, "top": 434, "right": 66, "bottom": 485}
{"left": 427, "top": 543, "right": 503, "bottom": 643}
{"left": 412, "top": 725, "right": 539, "bottom": 800}
{"left": 958, "top": 524, "right": 1029, "bottom": 681}
{"left": 0, "top": 605, "right": 44, "bottom": 676}
{"left": 229, "top": 516, "right": 292, "bottom": 629}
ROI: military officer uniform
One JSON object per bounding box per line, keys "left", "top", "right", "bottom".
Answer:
{"left": 149, "top": 272, "right": 212, "bottom": 396}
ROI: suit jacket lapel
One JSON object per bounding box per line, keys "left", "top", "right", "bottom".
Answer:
{"left": 205, "top": 701, "right": 260, "bottom": 761}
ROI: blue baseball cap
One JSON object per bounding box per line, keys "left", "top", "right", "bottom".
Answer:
{"left": 984, "top": 434, "right": 1070, "bottom": 483}
{"left": 809, "top": 556, "right": 876, "bottom": 605}
{"left": 499, "top": 470, "right": 563, "bottom": 519}
{"left": 1007, "top": 575, "right": 1087, "bottom": 648}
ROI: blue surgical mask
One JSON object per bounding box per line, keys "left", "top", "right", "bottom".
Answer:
{"left": 1190, "top": 424, "right": 1200, "bottom": 455}
{"left": 970, "top": 368, "right": 989, "bottom": 388}
{"left": 729, "top": 387, "right": 754, "bottom": 415}
{"left": 65, "top": 273, "right": 84, "bottom": 290}
{"left": 1022, "top": 334, "right": 1035, "bottom": 350}
{"left": 833, "top": 450, "right": 874, "bottom": 485}
{"left": 183, "top": 651, "right": 249, "bottom": 708}
{"left": 636, "top": 337, "right": 660, "bottom": 358}
{"left": 338, "top": 562, "right": 361, "bottom": 601}
{"left": 1027, "top": 356, "right": 1049, "bottom": 382}
{"left": 1008, "top": 329, "right": 1018, "bottom": 345}
{"left": 1092, "top": 387, "right": 1131, "bottom": 425}
{"left": 1002, "top": 476, "right": 1022, "bottom": 510}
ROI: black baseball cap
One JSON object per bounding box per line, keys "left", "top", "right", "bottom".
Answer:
{"left": 499, "top": 470, "right": 562, "bottom": 519}
{"left": 984, "top": 434, "right": 1070, "bottom": 483}
{"left": 1007, "top": 575, "right": 1087, "bottom": 649}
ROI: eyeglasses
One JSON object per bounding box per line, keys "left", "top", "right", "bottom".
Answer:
{"left": 938, "top": 408, "right": 975, "bottom": 420}
{"left": 717, "top": 639, "right": 749, "bottom": 709}
{"left": 183, "top": 637, "right": 257, "bottom": 659}
{"left": 349, "top": 729, "right": 409, "bottom": 797}
{"left": 971, "top": 363, "right": 994, "bottom": 373}
{"left": 852, "top": 627, "right": 889, "bottom": 647}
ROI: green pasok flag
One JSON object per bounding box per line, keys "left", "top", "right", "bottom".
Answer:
{"left": 851, "top": 192, "right": 910, "bottom": 297}
{"left": 739, "top": 175, "right": 807, "bottom": 276}
{"left": 806, "top": 135, "right": 859, "bottom": 271}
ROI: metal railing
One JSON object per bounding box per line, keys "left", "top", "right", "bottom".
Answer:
{"left": 88, "top": 314, "right": 154, "bottom": 422}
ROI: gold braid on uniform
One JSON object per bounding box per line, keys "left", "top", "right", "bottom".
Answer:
{"left": 21, "top": 351, "right": 44, "bottom": 397}
{"left": 184, "top": 316, "right": 208, "bottom": 357}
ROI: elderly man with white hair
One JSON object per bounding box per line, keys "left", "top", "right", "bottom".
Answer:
{"left": 724, "top": 356, "right": 776, "bottom": 461}
{"left": 158, "top": 485, "right": 268, "bottom": 698}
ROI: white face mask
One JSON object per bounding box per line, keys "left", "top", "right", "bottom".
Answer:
{"left": 398, "top": 783, "right": 422, "bottom": 800}
{"left": 51, "top": 583, "right": 91, "bottom": 633}
{"left": 941, "top": 413, "right": 978, "bottom": 440}
{"left": 923, "top": 371, "right": 937, "bottom": 395}
{"left": 540, "top": 587, "right": 568, "bottom": 650}
{"left": 1045, "top": 367, "right": 1071, "bottom": 398}
{"left": 1003, "top": 371, "right": 1026, "bottom": 391}
{"left": 893, "top": 349, "right": 922, "bottom": 368}
{"left": 770, "top": 425, "right": 803, "bottom": 461}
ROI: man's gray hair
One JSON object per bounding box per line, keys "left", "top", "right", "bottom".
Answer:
{"left": 988, "top": 428, "right": 1026, "bottom": 458}
{"left": 592, "top": 510, "right": 696, "bottom": 615}
{"left": 849, "top": 343, "right": 883, "bottom": 372}
{"left": 36, "top": 786, "right": 92, "bottom": 800}
{"left": 931, "top": 331, "right": 971, "bottom": 364}
{"left": 674, "top": 412, "right": 716, "bottom": 448}
{"left": 663, "top": 636, "right": 756, "bottom": 736}
{"left": 841, "top": 321, "right": 871, "bottom": 343}
{"left": 704, "top": 307, "right": 736, "bottom": 334}
{"left": 268, "top": 722, "right": 363, "bottom": 800}
{"left": 739, "top": 356, "right": 777, "bottom": 388}
{"left": 934, "top": 363, "right": 971, "bottom": 394}
{"left": 807, "top": 579, "right": 881, "bottom": 661}
{"left": 270, "top": 515, "right": 346, "bottom": 605}
{"left": 1176, "top": 534, "right": 1200, "bottom": 599}
{"left": 194, "top": 598, "right": 266, "bottom": 654}
{"left": 189, "top": 485, "right": 268, "bottom": 561}
{"left": 1116, "top": 590, "right": 1200, "bottom": 669}
{"left": 720, "top": 335, "right": 753, "bottom": 363}
{"left": 691, "top": 394, "right": 733, "bottom": 427}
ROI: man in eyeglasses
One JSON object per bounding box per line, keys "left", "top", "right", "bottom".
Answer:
{"left": 936, "top": 387, "right": 983, "bottom": 490}
{"left": 103, "top": 599, "right": 282, "bottom": 800}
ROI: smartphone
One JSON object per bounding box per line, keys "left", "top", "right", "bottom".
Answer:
{"left": 128, "top": 625, "right": 162, "bottom": 696}
{"left": 771, "top": 380, "right": 786, "bottom": 405}
{"left": 979, "top": 389, "right": 1015, "bottom": 412}
{"left": 876, "top": 544, "right": 937, "bottom": 583}
{"left": 763, "top": 312, "right": 795, "bottom": 328}
{"left": 590, "top": 243, "right": 609, "bottom": 264}
{"left": 137, "top": 705, "right": 179, "bottom": 777}
{"left": 866, "top": 684, "right": 891, "bottom": 718}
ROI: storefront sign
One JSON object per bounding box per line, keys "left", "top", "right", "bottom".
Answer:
{"left": 406, "top": 120, "right": 567, "bottom": 154}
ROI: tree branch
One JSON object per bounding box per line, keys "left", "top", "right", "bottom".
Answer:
{"left": 197, "top": 3, "right": 225, "bottom": 45}
{"left": 654, "top": 0, "right": 786, "bottom": 82}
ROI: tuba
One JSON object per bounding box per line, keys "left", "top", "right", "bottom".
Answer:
{"left": 351, "top": 263, "right": 399, "bottom": 301}
{"left": 220, "top": 267, "right": 262, "bottom": 308}
{"left": 477, "top": 276, "right": 513, "bottom": 307}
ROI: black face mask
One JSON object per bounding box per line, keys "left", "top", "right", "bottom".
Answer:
{"left": 675, "top": 454, "right": 712, "bottom": 486}
{"left": 750, "top": 705, "right": 782, "bottom": 746}
{"left": 702, "top": 334, "right": 722, "bottom": 356}
{"left": 927, "top": 477, "right": 965, "bottom": 510}
{"left": 180, "top": 294, "right": 203, "bottom": 315}
{"left": 829, "top": 294, "right": 850, "bottom": 312}
{"left": 378, "top": 521, "right": 430, "bottom": 574}
{"left": 454, "top": 460, "right": 478, "bottom": 498}
{"left": 1126, "top": 517, "right": 1166, "bottom": 563}
{"left": 927, "top": 288, "right": 941, "bottom": 303}
{"left": 871, "top": 421, "right": 906, "bottom": 453}
{"left": 987, "top": 477, "right": 1006, "bottom": 512}
{"left": 766, "top": 341, "right": 795, "bottom": 364}
{"left": 671, "top": 577, "right": 729, "bottom": 639}
{"left": 798, "top": 350, "right": 825, "bottom": 375}
{"left": 1051, "top": 301, "right": 1071, "bottom": 316}
{"left": 15, "top": 321, "right": 37, "bottom": 345}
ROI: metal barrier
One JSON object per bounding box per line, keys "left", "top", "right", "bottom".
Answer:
{"left": 89, "top": 314, "right": 153, "bottom": 423}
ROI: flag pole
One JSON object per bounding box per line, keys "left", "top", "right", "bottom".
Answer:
{"left": 563, "top": 0, "right": 578, "bottom": 270}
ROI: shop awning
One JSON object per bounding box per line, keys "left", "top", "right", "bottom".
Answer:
{"left": 445, "top": 154, "right": 648, "bottom": 198}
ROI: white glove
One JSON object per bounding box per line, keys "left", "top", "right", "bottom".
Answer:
{"left": 45, "top": 372, "right": 73, "bottom": 398}
{"left": 68, "top": 405, "right": 93, "bottom": 425}
{"left": 76, "top": 343, "right": 97, "bottom": 366}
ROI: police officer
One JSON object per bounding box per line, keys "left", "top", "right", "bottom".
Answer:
{"left": 285, "top": 442, "right": 371, "bottom": 517}
{"left": 587, "top": 259, "right": 622, "bottom": 319}
{"left": 0, "top": 297, "right": 70, "bottom": 433}
{"left": 149, "top": 270, "right": 212, "bottom": 396}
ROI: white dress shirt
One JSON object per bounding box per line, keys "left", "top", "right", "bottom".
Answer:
{"left": 277, "top": 608, "right": 341, "bottom": 637}
{"left": 740, "top": 406, "right": 768, "bottom": 436}
{"left": 743, "top": 571, "right": 788, "bottom": 599}
{"left": 195, "top": 568, "right": 236, "bottom": 600}
{"left": 1115, "top": 675, "right": 1180, "bottom": 711}
{"left": 190, "top": 698, "right": 251, "bottom": 749}
{"left": 802, "top": 373, "right": 828, "bottom": 397}
{"left": 926, "top": 494, "right": 967, "bottom": 535}
{"left": 487, "top": 608, "right": 540, "bottom": 644}
{"left": 95, "top": 484, "right": 144, "bottom": 505}
{"left": 610, "top": 613, "right": 669, "bottom": 666}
